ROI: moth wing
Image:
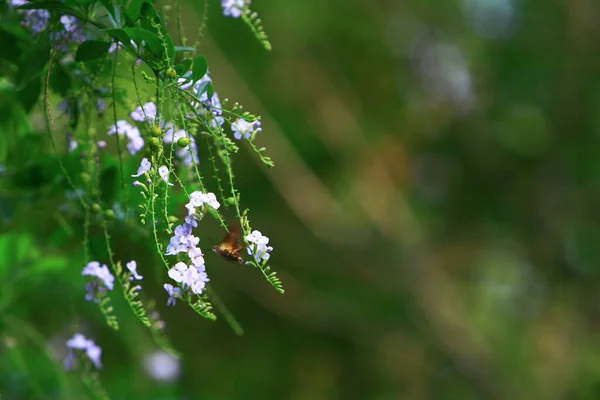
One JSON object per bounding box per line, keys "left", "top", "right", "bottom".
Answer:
{"left": 221, "top": 223, "right": 241, "bottom": 250}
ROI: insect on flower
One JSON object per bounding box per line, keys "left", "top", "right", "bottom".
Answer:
{"left": 212, "top": 223, "right": 244, "bottom": 264}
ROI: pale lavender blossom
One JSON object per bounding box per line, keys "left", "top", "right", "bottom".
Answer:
{"left": 97, "top": 98, "right": 106, "bottom": 113}
{"left": 231, "top": 118, "right": 261, "bottom": 140}
{"left": 126, "top": 260, "right": 143, "bottom": 281}
{"left": 23, "top": 9, "right": 51, "bottom": 33}
{"left": 143, "top": 350, "right": 180, "bottom": 381}
{"left": 164, "top": 284, "right": 181, "bottom": 306}
{"left": 158, "top": 166, "right": 174, "bottom": 186}
{"left": 130, "top": 102, "right": 157, "bottom": 123}
{"left": 222, "top": 0, "right": 246, "bottom": 18}
{"left": 245, "top": 230, "right": 273, "bottom": 263}
{"left": 188, "top": 247, "right": 205, "bottom": 270}
{"left": 167, "top": 262, "right": 188, "bottom": 283}
{"left": 185, "top": 191, "right": 221, "bottom": 215}
{"left": 132, "top": 158, "right": 151, "bottom": 177}
{"left": 64, "top": 333, "right": 102, "bottom": 370}
{"left": 127, "top": 134, "right": 144, "bottom": 155}
{"left": 82, "top": 261, "right": 115, "bottom": 291}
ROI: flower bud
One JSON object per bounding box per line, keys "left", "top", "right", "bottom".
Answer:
{"left": 177, "top": 137, "right": 191, "bottom": 148}
{"left": 149, "top": 137, "right": 161, "bottom": 150}
{"left": 166, "top": 68, "right": 177, "bottom": 79}
{"left": 104, "top": 209, "right": 116, "bottom": 220}
{"left": 150, "top": 125, "right": 162, "bottom": 137}
{"left": 224, "top": 197, "right": 236, "bottom": 206}
{"left": 168, "top": 216, "right": 179, "bottom": 224}
{"left": 80, "top": 172, "right": 91, "bottom": 184}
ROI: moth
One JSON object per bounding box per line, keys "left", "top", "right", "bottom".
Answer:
{"left": 212, "top": 223, "right": 245, "bottom": 264}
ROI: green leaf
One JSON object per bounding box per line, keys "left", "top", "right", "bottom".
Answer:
{"left": 17, "top": 78, "right": 41, "bottom": 113}
{"left": 175, "top": 46, "right": 196, "bottom": 53}
{"left": 124, "top": 27, "right": 163, "bottom": 57}
{"left": 35, "top": 256, "right": 68, "bottom": 272}
{"left": 125, "top": 0, "right": 151, "bottom": 22}
{"left": 175, "top": 58, "right": 192, "bottom": 76}
{"left": 75, "top": 40, "right": 112, "bottom": 61}
{"left": 16, "top": 1, "right": 83, "bottom": 18}
{"left": 195, "top": 80, "right": 210, "bottom": 97}
{"left": 192, "top": 55, "right": 208, "bottom": 83}
{"left": 16, "top": 1, "right": 71, "bottom": 10}
{"left": 105, "top": 28, "right": 131, "bottom": 45}
{"left": 49, "top": 63, "right": 71, "bottom": 96}
{"left": 16, "top": 43, "right": 50, "bottom": 90}
{"left": 139, "top": 3, "right": 174, "bottom": 63}
{"left": 140, "top": 3, "right": 166, "bottom": 34}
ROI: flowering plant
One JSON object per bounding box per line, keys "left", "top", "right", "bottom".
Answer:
{"left": 0, "top": 0, "right": 282, "bottom": 395}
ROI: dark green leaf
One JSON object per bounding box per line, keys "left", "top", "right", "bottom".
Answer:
{"left": 75, "top": 40, "right": 112, "bottom": 61}
{"left": 140, "top": 3, "right": 166, "bottom": 34}
{"left": 16, "top": 43, "right": 50, "bottom": 90}
{"left": 17, "top": 78, "right": 41, "bottom": 113}
{"left": 195, "top": 81, "right": 210, "bottom": 97}
{"left": 16, "top": 1, "right": 83, "bottom": 18}
{"left": 105, "top": 28, "right": 131, "bottom": 45}
{"left": 207, "top": 83, "right": 214, "bottom": 100}
{"left": 175, "top": 46, "right": 196, "bottom": 53}
{"left": 175, "top": 58, "right": 192, "bottom": 75}
{"left": 49, "top": 64, "right": 71, "bottom": 96}
{"left": 192, "top": 55, "right": 208, "bottom": 83}
{"left": 125, "top": 0, "right": 151, "bottom": 22}
{"left": 124, "top": 27, "right": 163, "bottom": 57}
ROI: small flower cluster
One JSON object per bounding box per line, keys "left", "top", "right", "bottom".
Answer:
{"left": 231, "top": 118, "right": 262, "bottom": 140}
{"left": 222, "top": 0, "right": 248, "bottom": 18}
{"left": 131, "top": 157, "right": 173, "bottom": 186}
{"left": 178, "top": 71, "right": 225, "bottom": 129}
{"left": 51, "top": 15, "right": 86, "bottom": 46}
{"left": 108, "top": 120, "right": 144, "bottom": 155}
{"left": 9, "top": 0, "right": 50, "bottom": 34}
{"left": 163, "top": 191, "right": 221, "bottom": 305}
{"left": 245, "top": 230, "right": 273, "bottom": 263}
{"left": 82, "top": 261, "right": 114, "bottom": 302}
{"left": 131, "top": 101, "right": 157, "bottom": 124}
{"left": 63, "top": 333, "right": 102, "bottom": 370}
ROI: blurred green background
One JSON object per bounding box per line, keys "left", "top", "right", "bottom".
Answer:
{"left": 3, "top": 0, "right": 600, "bottom": 399}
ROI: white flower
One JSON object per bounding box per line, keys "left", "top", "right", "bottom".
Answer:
{"left": 168, "top": 262, "right": 188, "bottom": 283}
{"left": 158, "top": 166, "right": 174, "bottom": 186}
{"left": 126, "top": 260, "right": 143, "bottom": 280}
{"left": 132, "top": 158, "right": 151, "bottom": 177}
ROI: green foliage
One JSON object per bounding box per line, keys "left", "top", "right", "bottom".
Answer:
{"left": 75, "top": 40, "right": 112, "bottom": 61}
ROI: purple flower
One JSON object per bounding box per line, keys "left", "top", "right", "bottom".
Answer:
{"left": 65, "top": 333, "right": 102, "bottom": 370}
{"left": 188, "top": 247, "right": 205, "bottom": 270}
{"left": 222, "top": 0, "right": 246, "bottom": 18}
{"left": 245, "top": 230, "right": 273, "bottom": 263}
{"left": 127, "top": 134, "right": 144, "bottom": 155}
{"left": 97, "top": 98, "right": 106, "bottom": 113}
{"left": 185, "top": 191, "right": 221, "bottom": 215}
{"left": 164, "top": 284, "right": 181, "bottom": 306}
{"left": 126, "top": 260, "right": 143, "bottom": 280}
{"left": 132, "top": 158, "right": 151, "bottom": 177}
{"left": 130, "top": 102, "right": 157, "bottom": 123}
{"left": 231, "top": 118, "right": 262, "bottom": 140}
{"left": 23, "top": 9, "right": 51, "bottom": 34}
{"left": 82, "top": 261, "right": 115, "bottom": 291}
